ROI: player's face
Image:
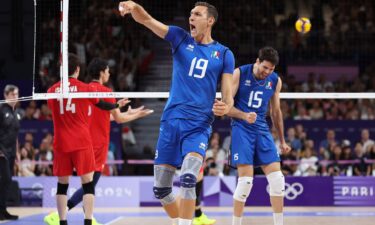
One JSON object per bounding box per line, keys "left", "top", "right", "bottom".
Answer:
{"left": 189, "top": 6, "right": 212, "bottom": 38}
{"left": 255, "top": 60, "right": 275, "bottom": 80}
{"left": 5, "top": 89, "right": 19, "bottom": 107}
{"left": 102, "top": 67, "right": 110, "bottom": 83}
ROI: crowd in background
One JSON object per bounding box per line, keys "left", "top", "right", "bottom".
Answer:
{"left": 14, "top": 120, "right": 375, "bottom": 177}
{"left": 37, "top": 0, "right": 154, "bottom": 93}
{"left": 15, "top": 131, "right": 119, "bottom": 177}
{"left": 36, "top": 0, "right": 375, "bottom": 92}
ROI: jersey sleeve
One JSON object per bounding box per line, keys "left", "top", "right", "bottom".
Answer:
{"left": 164, "top": 26, "right": 188, "bottom": 51}
{"left": 104, "top": 97, "right": 116, "bottom": 104}
{"left": 222, "top": 49, "right": 235, "bottom": 75}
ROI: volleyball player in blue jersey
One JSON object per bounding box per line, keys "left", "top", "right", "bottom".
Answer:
{"left": 119, "top": 1, "right": 234, "bottom": 225}
{"left": 228, "top": 47, "right": 291, "bottom": 225}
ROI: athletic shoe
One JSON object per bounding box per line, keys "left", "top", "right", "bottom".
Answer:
{"left": 193, "top": 213, "right": 216, "bottom": 225}
{"left": 44, "top": 212, "right": 59, "bottom": 225}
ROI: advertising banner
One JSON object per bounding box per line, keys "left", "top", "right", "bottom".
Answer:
{"left": 15, "top": 177, "right": 139, "bottom": 207}
{"left": 14, "top": 176, "right": 375, "bottom": 207}
{"left": 333, "top": 177, "right": 375, "bottom": 206}
{"left": 203, "top": 177, "right": 334, "bottom": 206}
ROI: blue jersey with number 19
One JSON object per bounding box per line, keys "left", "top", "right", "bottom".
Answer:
{"left": 161, "top": 26, "right": 235, "bottom": 124}
{"left": 232, "top": 64, "right": 279, "bottom": 133}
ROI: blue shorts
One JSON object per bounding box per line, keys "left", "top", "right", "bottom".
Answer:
{"left": 231, "top": 124, "right": 280, "bottom": 167}
{"left": 155, "top": 119, "right": 212, "bottom": 168}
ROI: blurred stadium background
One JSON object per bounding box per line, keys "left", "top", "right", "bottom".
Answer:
{"left": 0, "top": 0, "right": 375, "bottom": 224}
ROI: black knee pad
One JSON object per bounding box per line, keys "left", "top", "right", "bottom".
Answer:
{"left": 153, "top": 186, "right": 172, "bottom": 199}
{"left": 57, "top": 183, "right": 69, "bottom": 195}
{"left": 82, "top": 181, "right": 95, "bottom": 195}
{"left": 180, "top": 173, "right": 197, "bottom": 188}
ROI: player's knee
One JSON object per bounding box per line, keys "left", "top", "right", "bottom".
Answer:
{"left": 233, "top": 176, "right": 253, "bottom": 202}
{"left": 179, "top": 172, "right": 198, "bottom": 200}
{"left": 153, "top": 165, "right": 176, "bottom": 205}
{"left": 266, "top": 171, "right": 285, "bottom": 197}
{"left": 82, "top": 181, "right": 95, "bottom": 195}
{"left": 57, "top": 183, "right": 69, "bottom": 195}
{"left": 179, "top": 155, "right": 202, "bottom": 200}
{"left": 153, "top": 186, "right": 175, "bottom": 205}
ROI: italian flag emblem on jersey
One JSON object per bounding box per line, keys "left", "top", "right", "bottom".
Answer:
{"left": 266, "top": 81, "right": 272, "bottom": 89}
{"left": 211, "top": 51, "right": 220, "bottom": 59}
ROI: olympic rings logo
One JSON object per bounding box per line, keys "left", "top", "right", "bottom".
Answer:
{"left": 266, "top": 182, "right": 304, "bottom": 200}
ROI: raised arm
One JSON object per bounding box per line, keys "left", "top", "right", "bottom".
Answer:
{"left": 226, "top": 68, "right": 257, "bottom": 123}
{"left": 270, "top": 77, "right": 291, "bottom": 154}
{"left": 119, "top": 1, "right": 168, "bottom": 39}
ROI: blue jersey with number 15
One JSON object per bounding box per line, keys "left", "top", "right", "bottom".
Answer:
{"left": 161, "top": 26, "right": 235, "bottom": 124}
{"left": 232, "top": 64, "right": 279, "bottom": 133}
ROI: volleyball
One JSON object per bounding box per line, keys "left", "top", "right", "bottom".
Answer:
{"left": 295, "top": 17, "right": 312, "bottom": 34}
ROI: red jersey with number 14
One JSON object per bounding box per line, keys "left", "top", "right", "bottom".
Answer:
{"left": 88, "top": 82, "right": 116, "bottom": 150}
{"left": 47, "top": 78, "right": 99, "bottom": 153}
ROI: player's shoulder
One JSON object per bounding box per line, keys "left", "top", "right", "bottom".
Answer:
{"left": 213, "top": 41, "right": 231, "bottom": 52}
{"left": 89, "top": 82, "right": 112, "bottom": 92}
{"left": 47, "top": 81, "right": 61, "bottom": 93}
{"left": 167, "top": 25, "right": 189, "bottom": 40}
{"left": 270, "top": 71, "right": 279, "bottom": 80}
{"left": 169, "top": 25, "right": 188, "bottom": 34}
{"left": 72, "top": 79, "right": 91, "bottom": 91}
{"left": 238, "top": 64, "right": 252, "bottom": 74}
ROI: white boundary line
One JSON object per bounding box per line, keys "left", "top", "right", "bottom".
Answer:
{"left": 104, "top": 216, "right": 125, "bottom": 225}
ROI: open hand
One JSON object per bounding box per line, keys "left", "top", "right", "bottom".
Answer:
{"left": 127, "top": 105, "right": 154, "bottom": 118}
{"left": 117, "top": 98, "right": 131, "bottom": 108}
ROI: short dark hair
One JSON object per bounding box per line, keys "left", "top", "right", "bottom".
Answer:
{"left": 87, "top": 58, "right": 109, "bottom": 80}
{"left": 4, "top": 84, "right": 18, "bottom": 96}
{"left": 194, "top": 2, "right": 218, "bottom": 25}
{"left": 258, "top": 47, "right": 279, "bottom": 66}
{"left": 68, "top": 53, "right": 81, "bottom": 76}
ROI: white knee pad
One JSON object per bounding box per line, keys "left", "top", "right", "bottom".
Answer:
{"left": 233, "top": 177, "right": 253, "bottom": 202}
{"left": 266, "top": 171, "right": 285, "bottom": 197}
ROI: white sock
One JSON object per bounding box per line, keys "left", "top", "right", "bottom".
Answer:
{"left": 232, "top": 216, "right": 242, "bottom": 225}
{"left": 273, "top": 213, "right": 283, "bottom": 225}
{"left": 171, "top": 217, "right": 179, "bottom": 225}
{"left": 178, "top": 218, "right": 192, "bottom": 225}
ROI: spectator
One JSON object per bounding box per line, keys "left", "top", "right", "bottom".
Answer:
{"left": 206, "top": 138, "right": 226, "bottom": 174}
{"left": 294, "top": 147, "right": 319, "bottom": 176}
{"left": 309, "top": 101, "right": 324, "bottom": 119}
{"left": 319, "top": 129, "right": 338, "bottom": 153}
{"left": 285, "top": 127, "right": 302, "bottom": 153}
{"left": 366, "top": 144, "right": 375, "bottom": 176}
{"left": 204, "top": 157, "right": 223, "bottom": 177}
{"left": 17, "top": 146, "right": 35, "bottom": 177}
{"left": 353, "top": 142, "right": 367, "bottom": 176}
{"left": 360, "top": 129, "right": 374, "bottom": 154}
